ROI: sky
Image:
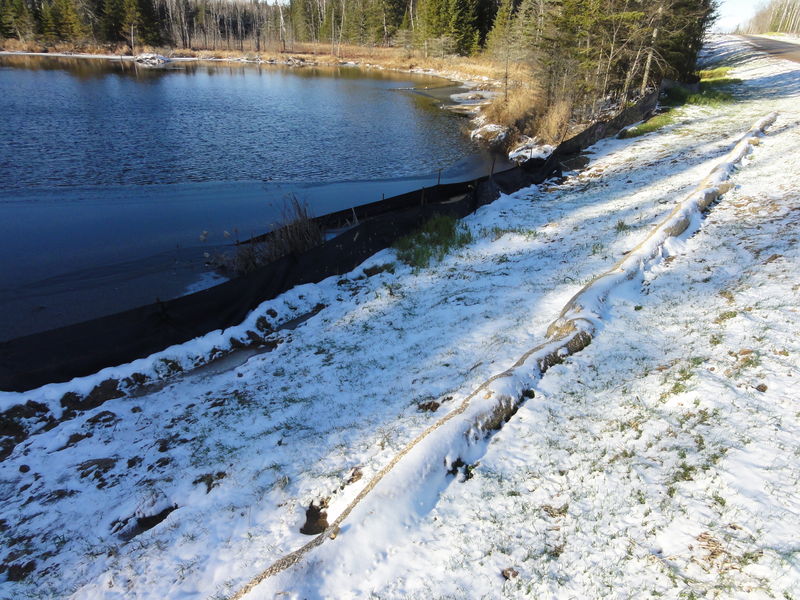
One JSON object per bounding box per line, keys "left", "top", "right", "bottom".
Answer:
{"left": 715, "top": 0, "right": 762, "bottom": 33}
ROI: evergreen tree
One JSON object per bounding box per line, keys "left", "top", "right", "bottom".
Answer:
{"left": 39, "top": 1, "right": 59, "bottom": 40}
{"left": 0, "top": 0, "right": 16, "bottom": 38}
{"left": 659, "top": 0, "right": 717, "bottom": 80}
{"left": 485, "top": 0, "right": 513, "bottom": 56}
{"left": 420, "top": 0, "right": 450, "bottom": 39}
{"left": 289, "top": 0, "right": 309, "bottom": 44}
{"left": 54, "top": 0, "right": 86, "bottom": 39}
{"left": 472, "top": 0, "right": 496, "bottom": 44}
{"left": 488, "top": 0, "right": 515, "bottom": 91}
{"left": 120, "top": 0, "right": 140, "bottom": 49}
{"left": 103, "top": 0, "right": 123, "bottom": 41}
{"left": 0, "top": 0, "right": 34, "bottom": 39}
{"left": 512, "top": 0, "right": 553, "bottom": 53}
{"left": 447, "top": 0, "right": 478, "bottom": 54}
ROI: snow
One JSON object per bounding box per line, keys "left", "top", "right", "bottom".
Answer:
{"left": 508, "top": 137, "right": 554, "bottom": 163}
{"left": 180, "top": 271, "right": 229, "bottom": 296}
{"left": 2, "top": 36, "right": 800, "bottom": 600}
{"left": 755, "top": 33, "right": 800, "bottom": 45}
{"left": 134, "top": 54, "right": 171, "bottom": 66}
{"left": 449, "top": 90, "right": 498, "bottom": 105}
{"left": 470, "top": 122, "right": 509, "bottom": 144}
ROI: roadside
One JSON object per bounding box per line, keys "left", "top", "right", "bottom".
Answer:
{"left": 739, "top": 34, "right": 800, "bottom": 63}
{"left": 248, "top": 36, "right": 800, "bottom": 599}
{"left": 1, "top": 35, "right": 798, "bottom": 599}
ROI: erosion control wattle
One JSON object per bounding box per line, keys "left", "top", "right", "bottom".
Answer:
{"left": 225, "top": 114, "right": 778, "bottom": 599}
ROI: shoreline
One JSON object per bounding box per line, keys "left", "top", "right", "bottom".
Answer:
{"left": 0, "top": 48, "right": 510, "bottom": 142}
{"left": 0, "top": 47, "right": 531, "bottom": 153}
{"left": 0, "top": 48, "right": 501, "bottom": 91}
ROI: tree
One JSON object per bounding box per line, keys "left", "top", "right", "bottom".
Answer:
{"left": 447, "top": 0, "right": 478, "bottom": 54}
{"left": 485, "top": 0, "right": 516, "bottom": 97}
{"left": 0, "top": 0, "right": 17, "bottom": 38}
{"left": 121, "top": 0, "right": 140, "bottom": 50}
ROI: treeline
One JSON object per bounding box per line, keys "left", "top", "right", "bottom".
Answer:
{"left": 0, "top": 0, "right": 283, "bottom": 50}
{"left": 1, "top": 0, "right": 715, "bottom": 67}
{"left": 483, "top": 1, "right": 716, "bottom": 124}
{"left": 741, "top": 0, "right": 800, "bottom": 34}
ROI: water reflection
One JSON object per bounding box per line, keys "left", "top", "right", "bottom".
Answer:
{"left": 0, "top": 54, "right": 473, "bottom": 190}
{"left": 0, "top": 53, "right": 453, "bottom": 85}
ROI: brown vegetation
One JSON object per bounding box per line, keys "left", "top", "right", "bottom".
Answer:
{"left": 217, "top": 195, "right": 323, "bottom": 277}
{"left": 0, "top": 36, "right": 517, "bottom": 85}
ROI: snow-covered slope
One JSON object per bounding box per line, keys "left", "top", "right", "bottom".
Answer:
{"left": 1, "top": 36, "right": 798, "bottom": 599}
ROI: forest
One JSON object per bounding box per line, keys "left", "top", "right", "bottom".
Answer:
{"left": 742, "top": 0, "right": 800, "bottom": 35}
{"left": 0, "top": 0, "right": 717, "bottom": 140}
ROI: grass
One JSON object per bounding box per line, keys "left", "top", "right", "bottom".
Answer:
{"left": 715, "top": 310, "right": 738, "bottom": 324}
{"left": 738, "top": 353, "right": 761, "bottom": 369}
{"left": 697, "top": 66, "right": 733, "bottom": 81}
{"left": 486, "top": 225, "right": 539, "bottom": 241}
{"left": 394, "top": 214, "right": 473, "bottom": 268}
{"left": 663, "top": 69, "right": 742, "bottom": 108}
{"left": 619, "top": 112, "right": 676, "bottom": 138}
{"left": 621, "top": 67, "right": 743, "bottom": 139}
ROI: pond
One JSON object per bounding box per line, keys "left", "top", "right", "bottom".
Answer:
{"left": 0, "top": 54, "right": 505, "bottom": 340}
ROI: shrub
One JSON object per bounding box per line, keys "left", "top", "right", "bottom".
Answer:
{"left": 536, "top": 98, "right": 573, "bottom": 144}
{"left": 221, "top": 195, "right": 323, "bottom": 276}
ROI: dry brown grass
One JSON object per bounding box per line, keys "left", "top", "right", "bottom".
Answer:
{"left": 220, "top": 195, "right": 323, "bottom": 276}
{"left": 478, "top": 84, "right": 573, "bottom": 145}
{"left": 536, "top": 98, "right": 573, "bottom": 144}
{"left": 0, "top": 38, "right": 135, "bottom": 54}
{"left": 251, "top": 42, "right": 519, "bottom": 81}
{"left": 0, "top": 38, "right": 41, "bottom": 52}
{"left": 482, "top": 86, "right": 542, "bottom": 131}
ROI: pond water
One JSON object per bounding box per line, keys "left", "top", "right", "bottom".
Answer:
{"left": 0, "top": 54, "right": 505, "bottom": 340}
{"left": 0, "top": 55, "right": 479, "bottom": 189}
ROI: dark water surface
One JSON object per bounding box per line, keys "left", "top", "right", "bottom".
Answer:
{"left": 0, "top": 55, "right": 504, "bottom": 340}
{"left": 0, "top": 54, "right": 476, "bottom": 188}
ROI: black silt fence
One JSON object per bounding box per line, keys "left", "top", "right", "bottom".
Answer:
{"left": 0, "top": 185, "right": 485, "bottom": 392}
{"left": 0, "top": 90, "right": 659, "bottom": 392}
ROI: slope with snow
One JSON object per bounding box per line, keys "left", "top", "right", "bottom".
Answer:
{"left": 1, "top": 36, "right": 798, "bottom": 600}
